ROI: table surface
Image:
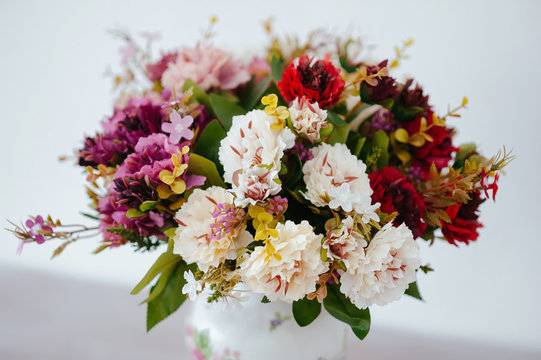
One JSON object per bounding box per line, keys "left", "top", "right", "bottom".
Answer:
{"left": 1, "top": 265, "right": 539, "bottom": 360}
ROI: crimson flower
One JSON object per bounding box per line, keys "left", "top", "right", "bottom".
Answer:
{"left": 369, "top": 167, "right": 427, "bottom": 238}
{"left": 277, "top": 55, "right": 344, "bottom": 109}
{"left": 441, "top": 191, "right": 485, "bottom": 246}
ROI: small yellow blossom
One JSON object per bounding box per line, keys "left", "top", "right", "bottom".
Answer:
{"left": 261, "top": 94, "right": 289, "bottom": 130}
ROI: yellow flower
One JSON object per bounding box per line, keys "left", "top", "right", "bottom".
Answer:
{"left": 158, "top": 146, "right": 190, "bottom": 197}
{"left": 261, "top": 94, "right": 289, "bottom": 130}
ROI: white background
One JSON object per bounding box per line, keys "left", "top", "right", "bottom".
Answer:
{"left": 1, "top": 0, "right": 540, "bottom": 353}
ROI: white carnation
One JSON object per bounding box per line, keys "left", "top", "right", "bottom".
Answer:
{"left": 218, "top": 110, "right": 295, "bottom": 207}
{"left": 322, "top": 216, "right": 366, "bottom": 271}
{"left": 240, "top": 220, "right": 328, "bottom": 302}
{"left": 173, "top": 186, "right": 253, "bottom": 271}
{"left": 289, "top": 97, "right": 328, "bottom": 143}
{"left": 302, "top": 143, "right": 377, "bottom": 221}
{"left": 340, "top": 223, "right": 420, "bottom": 308}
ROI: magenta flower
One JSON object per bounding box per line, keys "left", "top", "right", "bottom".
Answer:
{"left": 162, "top": 111, "right": 194, "bottom": 144}
{"left": 25, "top": 216, "right": 53, "bottom": 245}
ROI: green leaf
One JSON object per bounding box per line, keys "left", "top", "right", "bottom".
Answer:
{"left": 292, "top": 297, "right": 321, "bottom": 327}
{"left": 405, "top": 281, "right": 423, "bottom": 301}
{"left": 372, "top": 130, "right": 389, "bottom": 169}
{"left": 326, "top": 123, "right": 350, "bottom": 145}
{"left": 353, "top": 137, "right": 366, "bottom": 157}
{"left": 131, "top": 252, "right": 181, "bottom": 295}
{"left": 126, "top": 208, "right": 145, "bottom": 218}
{"left": 146, "top": 261, "right": 189, "bottom": 331}
{"left": 139, "top": 200, "right": 158, "bottom": 212}
{"left": 271, "top": 56, "right": 284, "bottom": 82}
{"left": 209, "top": 93, "right": 246, "bottom": 131}
{"left": 261, "top": 296, "right": 270, "bottom": 304}
{"left": 80, "top": 212, "right": 99, "bottom": 220}
{"left": 240, "top": 75, "right": 272, "bottom": 111}
{"left": 140, "top": 263, "right": 176, "bottom": 304}
{"left": 182, "top": 79, "right": 213, "bottom": 116}
{"left": 193, "top": 119, "right": 226, "bottom": 171}
{"left": 323, "top": 283, "right": 371, "bottom": 340}
{"left": 188, "top": 153, "right": 226, "bottom": 188}
{"left": 327, "top": 111, "right": 348, "bottom": 126}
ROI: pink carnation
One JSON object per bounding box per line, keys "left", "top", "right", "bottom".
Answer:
{"left": 161, "top": 43, "right": 250, "bottom": 93}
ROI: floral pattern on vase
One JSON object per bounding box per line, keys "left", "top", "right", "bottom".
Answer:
{"left": 186, "top": 325, "right": 242, "bottom": 360}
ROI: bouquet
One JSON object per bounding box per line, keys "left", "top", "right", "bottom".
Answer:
{"left": 9, "top": 20, "right": 512, "bottom": 338}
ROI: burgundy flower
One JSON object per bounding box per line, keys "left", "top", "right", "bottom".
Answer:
{"left": 407, "top": 112, "right": 458, "bottom": 179}
{"left": 277, "top": 55, "right": 344, "bottom": 109}
{"left": 394, "top": 79, "right": 431, "bottom": 120}
{"left": 360, "top": 60, "right": 399, "bottom": 103}
{"left": 441, "top": 191, "right": 485, "bottom": 246}
{"left": 369, "top": 167, "right": 427, "bottom": 238}
{"left": 113, "top": 176, "right": 156, "bottom": 208}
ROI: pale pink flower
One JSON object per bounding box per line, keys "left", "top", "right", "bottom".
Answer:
{"left": 162, "top": 111, "right": 194, "bottom": 144}
{"left": 119, "top": 41, "right": 136, "bottom": 64}
{"left": 161, "top": 43, "right": 250, "bottom": 93}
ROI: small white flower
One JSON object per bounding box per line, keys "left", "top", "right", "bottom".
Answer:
{"left": 218, "top": 110, "right": 295, "bottom": 206}
{"left": 289, "top": 97, "right": 328, "bottom": 143}
{"left": 328, "top": 183, "right": 360, "bottom": 213}
{"left": 182, "top": 270, "right": 203, "bottom": 301}
{"left": 355, "top": 200, "right": 381, "bottom": 224}
{"left": 340, "top": 223, "right": 421, "bottom": 308}
{"left": 303, "top": 143, "right": 373, "bottom": 215}
{"left": 240, "top": 220, "right": 328, "bottom": 302}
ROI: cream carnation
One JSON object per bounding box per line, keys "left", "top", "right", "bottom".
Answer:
{"left": 302, "top": 143, "right": 377, "bottom": 220}
{"left": 323, "top": 216, "right": 367, "bottom": 271}
{"left": 173, "top": 186, "right": 252, "bottom": 271}
{"left": 218, "top": 110, "right": 296, "bottom": 207}
{"left": 289, "top": 97, "right": 328, "bottom": 143}
{"left": 240, "top": 220, "right": 328, "bottom": 302}
{"left": 340, "top": 223, "right": 420, "bottom": 308}
{"left": 161, "top": 43, "right": 250, "bottom": 94}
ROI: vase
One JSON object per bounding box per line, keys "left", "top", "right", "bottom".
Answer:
{"left": 184, "top": 290, "right": 349, "bottom": 360}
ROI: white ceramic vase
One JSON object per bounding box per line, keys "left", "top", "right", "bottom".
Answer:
{"left": 184, "top": 291, "right": 349, "bottom": 360}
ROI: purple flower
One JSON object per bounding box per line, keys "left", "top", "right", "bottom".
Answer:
{"left": 25, "top": 216, "right": 53, "bottom": 245}
{"left": 162, "top": 111, "right": 194, "bottom": 144}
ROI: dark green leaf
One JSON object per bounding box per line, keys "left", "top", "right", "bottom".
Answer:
{"left": 292, "top": 297, "right": 321, "bottom": 327}
{"left": 339, "top": 56, "right": 357, "bottom": 73}
{"left": 140, "top": 263, "right": 176, "bottom": 304}
{"left": 194, "top": 119, "right": 226, "bottom": 172}
{"left": 372, "top": 130, "right": 389, "bottom": 169}
{"left": 182, "top": 79, "right": 214, "bottom": 116}
{"left": 240, "top": 75, "right": 272, "bottom": 111}
{"left": 285, "top": 154, "right": 303, "bottom": 188}
{"left": 271, "top": 56, "right": 284, "bottom": 82}
{"left": 324, "top": 283, "right": 371, "bottom": 340}
{"left": 326, "top": 124, "right": 350, "bottom": 145}
{"left": 327, "top": 111, "right": 348, "bottom": 126}
{"left": 405, "top": 281, "right": 423, "bottom": 301}
{"left": 188, "top": 153, "right": 226, "bottom": 188}
{"left": 261, "top": 296, "right": 270, "bottom": 304}
{"left": 209, "top": 94, "right": 246, "bottom": 131}
{"left": 131, "top": 252, "right": 181, "bottom": 295}
{"left": 146, "top": 261, "right": 190, "bottom": 331}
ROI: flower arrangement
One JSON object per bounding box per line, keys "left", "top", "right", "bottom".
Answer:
{"left": 8, "top": 19, "right": 512, "bottom": 339}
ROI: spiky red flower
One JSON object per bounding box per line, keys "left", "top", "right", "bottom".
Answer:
{"left": 360, "top": 60, "right": 399, "bottom": 103}
{"left": 441, "top": 191, "right": 485, "bottom": 246}
{"left": 369, "top": 167, "right": 427, "bottom": 239}
{"left": 277, "top": 55, "right": 344, "bottom": 109}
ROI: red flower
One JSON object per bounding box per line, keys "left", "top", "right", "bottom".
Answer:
{"left": 441, "top": 191, "right": 485, "bottom": 246}
{"left": 277, "top": 55, "right": 344, "bottom": 109}
{"left": 480, "top": 169, "right": 500, "bottom": 201}
{"left": 407, "top": 112, "right": 458, "bottom": 179}
{"left": 369, "top": 167, "right": 427, "bottom": 239}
